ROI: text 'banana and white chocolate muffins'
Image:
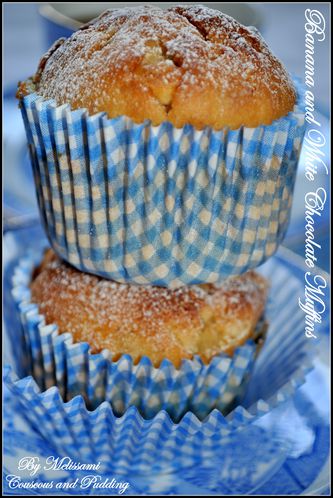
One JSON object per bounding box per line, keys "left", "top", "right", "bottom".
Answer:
{"left": 17, "top": 4, "right": 305, "bottom": 287}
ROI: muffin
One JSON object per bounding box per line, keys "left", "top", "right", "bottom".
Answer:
{"left": 13, "top": 248, "right": 268, "bottom": 420}
{"left": 23, "top": 5, "right": 295, "bottom": 129}
{"left": 17, "top": 4, "right": 305, "bottom": 286}
{"left": 7, "top": 247, "right": 313, "bottom": 473}
{"left": 31, "top": 249, "right": 268, "bottom": 367}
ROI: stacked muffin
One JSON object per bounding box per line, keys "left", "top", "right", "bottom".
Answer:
{"left": 16, "top": 5, "right": 305, "bottom": 423}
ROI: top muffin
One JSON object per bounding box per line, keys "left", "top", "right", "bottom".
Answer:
{"left": 19, "top": 4, "right": 296, "bottom": 129}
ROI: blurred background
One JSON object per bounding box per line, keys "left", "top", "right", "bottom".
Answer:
{"left": 3, "top": 3, "right": 330, "bottom": 271}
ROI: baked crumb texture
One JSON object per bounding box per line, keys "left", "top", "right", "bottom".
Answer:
{"left": 31, "top": 250, "right": 269, "bottom": 367}
{"left": 19, "top": 4, "right": 296, "bottom": 129}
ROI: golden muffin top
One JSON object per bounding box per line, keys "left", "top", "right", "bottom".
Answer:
{"left": 18, "top": 4, "right": 295, "bottom": 130}
{"left": 31, "top": 250, "right": 269, "bottom": 367}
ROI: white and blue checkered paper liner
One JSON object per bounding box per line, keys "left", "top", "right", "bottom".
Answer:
{"left": 18, "top": 81, "right": 305, "bottom": 286}
{"left": 11, "top": 248, "right": 263, "bottom": 422}
{"left": 3, "top": 365, "right": 279, "bottom": 475}
{"left": 5, "top": 251, "right": 316, "bottom": 474}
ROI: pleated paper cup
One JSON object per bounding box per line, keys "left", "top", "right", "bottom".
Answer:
{"left": 11, "top": 248, "right": 264, "bottom": 422}
{"left": 3, "top": 366, "right": 273, "bottom": 475}
{"left": 18, "top": 80, "right": 305, "bottom": 287}
{"left": 4, "top": 292, "right": 313, "bottom": 476}
{"left": 5, "top": 249, "right": 316, "bottom": 473}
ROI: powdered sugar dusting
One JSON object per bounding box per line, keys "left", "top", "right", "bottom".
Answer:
{"left": 31, "top": 4, "right": 295, "bottom": 127}
{"left": 30, "top": 250, "right": 268, "bottom": 365}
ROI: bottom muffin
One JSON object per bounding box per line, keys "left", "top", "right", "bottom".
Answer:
{"left": 31, "top": 250, "right": 269, "bottom": 368}
{"left": 12, "top": 248, "right": 268, "bottom": 420}
{"left": 7, "top": 242, "right": 314, "bottom": 470}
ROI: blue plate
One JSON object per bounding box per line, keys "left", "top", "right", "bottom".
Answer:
{"left": 3, "top": 225, "right": 330, "bottom": 495}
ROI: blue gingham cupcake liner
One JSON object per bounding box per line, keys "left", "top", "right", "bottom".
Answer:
{"left": 18, "top": 80, "right": 305, "bottom": 287}
{"left": 5, "top": 251, "right": 316, "bottom": 474}
{"left": 11, "top": 247, "right": 264, "bottom": 422}
{"left": 2, "top": 366, "right": 286, "bottom": 475}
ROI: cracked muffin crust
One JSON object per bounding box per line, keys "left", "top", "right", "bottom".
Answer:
{"left": 30, "top": 250, "right": 269, "bottom": 367}
{"left": 18, "top": 4, "right": 296, "bottom": 129}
